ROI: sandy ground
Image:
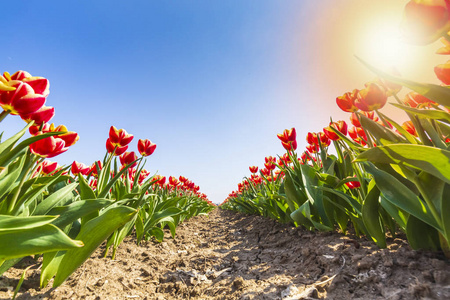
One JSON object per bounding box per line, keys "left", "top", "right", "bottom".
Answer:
{"left": 1, "top": 208, "right": 450, "bottom": 299}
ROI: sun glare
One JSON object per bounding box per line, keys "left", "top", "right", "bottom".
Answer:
{"left": 357, "top": 20, "right": 412, "bottom": 71}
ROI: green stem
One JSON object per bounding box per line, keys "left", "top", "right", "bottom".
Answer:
{"left": 0, "top": 110, "right": 9, "bottom": 123}
{"left": 7, "top": 155, "right": 41, "bottom": 214}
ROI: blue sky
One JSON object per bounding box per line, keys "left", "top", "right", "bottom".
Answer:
{"left": 1, "top": 1, "right": 442, "bottom": 203}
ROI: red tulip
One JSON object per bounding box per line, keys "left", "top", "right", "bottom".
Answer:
{"left": 36, "top": 160, "right": 59, "bottom": 176}
{"left": 403, "top": 91, "right": 436, "bottom": 108}
{"left": 345, "top": 178, "right": 361, "bottom": 189}
{"left": 106, "top": 139, "right": 128, "bottom": 156}
{"left": 336, "top": 90, "right": 359, "bottom": 112}
{"left": 20, "top": 106, "right": 55, "bottom": 125}
{"left": 277, "top": 127, "right": 296, "bottom": 143}
{"left": 30, "top": 135, "right": 67, "bottom": 158}
{"left": 119, "top": 151, "right": 138, "bottom": 168}
{"left": 138, "top": 169, "right": 150, "bottom": 184}
{"left": 306, "top": 132, "right": 318, "bottom": 145}
{"left": 71, "top": 161, "right": 90, "bottom": 176}
{"left": 355, "top": 83, "right": 387, "bottom": 112}
{"left": 348, "top": 126, "right": 367, "bottom": 145}
{"left": 260, "top": 168, "right": 271, "bottom": 177}
{"left": 435, "top": 60, "right": 450, "bottom": 85}
{"left": 138, "top": 139, "right": 157, "bottom": 156}
{"left": 323, "top": 120, "right": 348, "bottom": 141}
{"left": 109, "top": 126, "right": 133, "bottom": 146}
{"left": 249, "top": 166, "right": 258, "bottom": 173}
{"left": 401, "top": 0, "right": 450, "bottom": 45}
{"left": 0, "top": 81, "right": 46, "bottom": 116}
{"left": 402, "top": 120, "right": 418, "bottom": 136}
{"left": 29, "top": 123, "right": 78, "bottom": 158}
{"left": 169, "top": 176, "right": 180, "bottom": 186}
{"left": 88, "top": 161, "right": 102, "bottom": 177}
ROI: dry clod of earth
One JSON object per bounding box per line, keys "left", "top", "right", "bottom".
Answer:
{"left": 1, "top": 209, "right": 450, "bottom": 299}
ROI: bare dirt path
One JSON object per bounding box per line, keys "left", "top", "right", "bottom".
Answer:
{"left": 1, "top": 208, "right": 450, "bottom": 299}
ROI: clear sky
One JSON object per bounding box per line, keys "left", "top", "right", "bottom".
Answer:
{"left": 1, "top": 0, "right": 443, "bottom": 203}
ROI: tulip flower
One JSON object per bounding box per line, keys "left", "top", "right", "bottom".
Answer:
{"left": 71, "top": 161, "right": 90, "bottom": 176}
{"left": 33, "top": 160, "right": 59, "bottom": 177}
{"left": 158, "top": 176, "right": 166, "bottom": 185}
{"left": 20, "top": 106, "right": 55, "bottom": 125}
{"left": 106, "top": 139, "right": 128, "bottom": 156}
{"left": 336, "top": 90, "right": 359, "bottom": 112}
{"left": 179, "top": 175, "right": 187, "bottom": 183}
{"left": 401, "top": 0, "right": 450, "bottom": 45}
{"left": 306, "top": 143, "right": 319, "bottom": 153}
{"left": 402, "top": 120, "right": 418, "bottom": 136}
{"left": 350, "top": 111, "right": 379, "bottom": 127}
{"left": 106, "top": 126, "right": 133, "bottom": 156}
{"left": 355, "top": 83, "right": 387, "bottom": 111}
{"left": 138, "top": 139, "right": 157, "bottom": 156}
{"left": 138, "top": 169, "right": 150, "bottom": 184}
{"left": 306, "top": 132, "right": 318, "bottom": 145}
{"left": 119, "top": 151, "right": 138, "bottom": 168}
{"left": 277, "top": 128, "right": 296, "bottom": 143}
{"left": 323, "top": 121, "right": 348, "bottom": 141}
{"left": 29, "top": 123, "right": 78, "bottom": 158}
{"left": 348, "top": 126, "right": 367, "bottom": 145}
{"left": 345, "top": 179, "right": 361, "bottom": 189}
{"left": 88, "top": 161, "right": 102, "bottom": 177}
{"left": 109, "top": 126, "right": 133, "bottom": 146}
{"left": 169, "top": 176, "right": 180, "bottom": 186}
{"left": 249, "top": 166, "right": 258, "bottom": 173}
{"left": 403, "top": 91, "right": 436, "bottom": 108}
{"left": 0, "top": 80, "right": 46, "bottom": 116}
{"left": 30, "top": 135, "right": 68, "bottom": 158}
{"left": 277, "top": 128, "right": 297, "bottom": 151}
{"left": 260, "top": 168, "right": 271, "bottom": 177}
{"left": 435, "top": 60, "right": 450, "bottom": 85}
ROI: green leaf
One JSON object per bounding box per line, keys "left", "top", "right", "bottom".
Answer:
{"left": 148, "top": 227, "right": 164, "bottom": 242}
{"left": 283, "top": 172, "right": 304, "bottom": 210}
{"left": 0, "top": 215, "right": 57, "bottom": 231}
{"left": 377, "top": 112, "right": 419, "bottom": 145}
{"left": 40, "top": 251, "right": 63, "bottom": 288}
{"left": 49, "top": 199, "right": 113, "bottom": 229}
{"left": 0, "top": 131, "right": 68, "bottom": 167}
{"left": 0, "top": 224, "right": 83, "bottom": 260}
{"left": 379, "top": 196, "right": 407, "bottom": 230}
{"left": 363, "top": 163, "right": 440, "bottom": 230}
{"left": 77, "top": 175, "right": 96, "bottom": 200}
{"left": 291, "top": 201, "right": 333, "bottom": 232}
{"left": 135, "top": 213, "right": 145, "bottom": 245}
{"left": 52, "top": 206, "right": 137, "bottom": 287}
{"left": 406, "top": 215, "right": 440, "bottom": 251}
{"left": 441, "top": 184, "right": 450, "bottom": 243}
{"left": 33, "top": 183, "right": 77, "bottom": 215}
{"left": 359, "top": 113, "right": 405, "bottom": 145}
{"left": 0, "top": 156, "right": 25, "bottom": 199}
{"left": 355, "top": 144, "right": 450, "bottom": 185}
{"left": 391, "top": 103, "right": 450, "bottom": 125}
{"left": 361, "top": 180, "right": 386, "bottom": 248}
{"left": 0, "top": 123, "right": 31, "bottom": 160}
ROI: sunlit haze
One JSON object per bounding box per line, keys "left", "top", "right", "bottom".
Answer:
{"left": 1, "top": 0, "right": 445, "bottom": 203}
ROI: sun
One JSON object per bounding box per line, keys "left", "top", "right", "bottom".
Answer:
{"left": 357, "top": 19, "right": 413, "bottom": 71}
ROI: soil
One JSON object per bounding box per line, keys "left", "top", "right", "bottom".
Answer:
{"left": 1, "top": 208, "right": 450, "bottom": 300}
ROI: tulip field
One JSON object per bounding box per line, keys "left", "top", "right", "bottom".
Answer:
{"left": 2, "top": 1, "right": 450, "bottom": 299}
